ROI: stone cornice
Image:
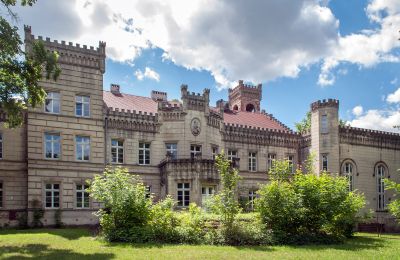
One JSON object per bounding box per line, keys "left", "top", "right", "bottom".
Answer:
{"left": 339, "top": 126, "right": 400, "bottom": 150}
{"left": 105, "top": 108, "right": 159, "bottom": 132}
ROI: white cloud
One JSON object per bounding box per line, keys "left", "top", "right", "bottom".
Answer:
{"left": 352, "top": 105, "right": 363, "bottom": 116}
{"left": 134, "top": 67, "right": 160, "bottom": 81}
{"left": 387, "top": 87, "right": 400, "bottom": 103}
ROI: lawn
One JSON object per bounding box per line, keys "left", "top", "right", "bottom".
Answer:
{"left": 0, "top": 228, "right": 399, "bottom": 260}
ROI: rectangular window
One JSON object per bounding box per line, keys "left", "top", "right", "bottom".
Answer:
{"left": 201, "top": 186, "right": 215, "bottom": 205}
{"left": 287, "top": 155, "right": 294, "bottom": 173}
{"left": 190, "top": 145, "right": 202, "bottom": 159}
{"left": 145, "top": 185, "right": 152, "bottom": 199}
{"left": 111, "top": 139, "right": 124, "bottom": 164}
{"left": 212, "top": 147, "right": 218, "bottom": 160}
{"left": 76, "top": 184, "right": 89, "bottom": 208}
{"left": 0, "top": 182, "right": 3, "bottom": 208}
{"left": 177, "top": 182, "right": 190, "bottom": 207}
{"left": 248, "top": 152, "right": 257, "bottom": 172}
{"left": 139, "top": 142, "right": 150, "bottom": 165}
{"left": 45, "top": 133, "right": 60, "bottom": 159}
{"left": 0, "top": 133, "right": 3, "bottom": 159}
{"left": 322, "top": 154, "right": 328, "bottom": 171}
{"left": 248, "top": 190, "right": 257, "bottom": 210}
{"left": 321, "top": 115, "right": 328, "bottom": 133}
{"left": 166, "top": 143, "right": 177, "bottom": 159}
{"left": 76, "top": 136, "right": 90, "bottom": 161}
{"left": 45, "top": 92, "right": 60, "bottom": 114}
{"left": 75, "top": 95, "right": 90, "bottom": 117}
{"left": 267, "top": 153, "right": 276, "bottom": 171}
{"left": 227, "top": 150, "right": 239, "bottom": 167}
{"left": 45, "top": 183, "right": 60, "bottom": 208}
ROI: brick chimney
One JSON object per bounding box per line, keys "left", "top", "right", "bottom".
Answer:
{"left": 110, "top": 84, "right": 120, "bottom": 95}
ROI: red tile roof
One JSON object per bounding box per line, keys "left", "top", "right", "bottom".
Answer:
{"left": 103, "top": 91, "right": 157, "bottom": 114}
{"left": 223, "top": 110, "right": 289, "bottom": 131}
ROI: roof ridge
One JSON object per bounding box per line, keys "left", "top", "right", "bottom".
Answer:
{"left": 103, "top": 90, "right": 155, "bottom": 101}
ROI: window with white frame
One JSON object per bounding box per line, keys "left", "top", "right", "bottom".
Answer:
{"left": 343, "top": 162, "right": 354, "bottom": 191}
{"left": 111, "top": 139, "right": 124, "bottom": 163}
{"left": 321, "top": 115, "right": 328, "bottom": 133}
{"left": 248, "top": 190, "right": 257, "bottom": 210}
{"left": 45, "top": 92, "right": 60, "bottom": 114}
{"left": 287, "top": 155, "right": 294, "bottom": 173}
{"left": 45, "top": 133, "right": 60, "bottom": 159}
{"left": 212, "top": 147, "right": 218, "bottom": 160}
{"left": 248, "top": 152, "right": 257, "bottom": 172}
{"left": 166, "top": 143, "right": 177, "bottom": 159}
{"left": 177, "top": 182, "right": 190, "bottom": 207}
{"left": 145, "top": 185, "right": 152, "bottom": 198}
{"left": 76, "top": 184, "right": 89, "bottom": 208}
{"left": 45, "top": 183, "right": 60, "bottom": 208}
{"left": 76, "top": 136, "right": 90, "bottom": 161}
{"left": 201, "top": 186, "right": 214, "bottom": 205}
{"left": 322, "top": 154, "right": 328, "bottom": 171}
{"left": 228, "top": 149, "right": 239, "bottom": 167}
{"left": 0, "top": 182, "right": 3, "bottom": 208}
{"left": 139, "top": 142, "right": 150, "bottom": 165}
{"left": 267, "top": 153, "right": 276, "bottom": 171}
{"left": 376, "top": 165, "right": 386, "bottom": 210}
{"left": 0, "top": 133, "right": 3, "bottom": 159}
{"left": 190, "top": 144, "right": 201, "bottom": 159}
{"left": 75, "top": 95, "right": 90, "bottom": 117}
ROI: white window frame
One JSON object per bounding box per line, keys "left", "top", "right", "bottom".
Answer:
{"left": 227, "top": 150, "right": 238, "bottom": 161}
{"left": 0, "top": 182, "right": 3, "bottom": 208}
{"left": 75, "top": 95, "right": 90, "bottom": 117}
{"left": 0, "top": 133, "right": 3, "bottom": 159}
{"left": 166, "top": 143, "right": 177, "bottom": 159}
{"left": 287, "top": 155, "right": 294, "bottom": 173}
{"left": 343, "top": 162, "right": 354, "bottom": 191}
{"left": 376, "top": 165, "right": 386, "bottom": 211}
{"left": 44, "top": 92, "right": 60, "bottom": 114}
{"left": 201, "top": 185, "right": 215, "bottom": 205}
{"left": 190, "top": 144, "right": 202, "bottom": 159}
{"left": 212, "top": 147, "right": 218, "bottom": 160}
{"left": 44, "top": 133, "right": 61, "bottom": 159}
{"left": 177, "top": 182, "right": 190, "bottom": 207}
{"left": 45, "top": 183, "right": 60, "bottom": 208}
{"left": 76, "top": 136, "right": 90, "bottom": 161}
{"left": 321, "top": 114, "right": 328, "bottom": 133}
{"left": 267, "top": 153, "right": 276, "bottom": 171}
{"left": 145, "top": 185, "right": 152, "bottom": 199}
{"left": 76, "top": 184, "right": 90, "bottom": 209}
{"left": 248, "top": 152, "right": 257, "bottom": 172}
{"left": 139, "top": 142, "right": 151, "bottom": 165}
{"left": 111, "top": 139, "right": 124, "bottom": 164}
{"left": 248, "top": 190, "right": 257, "bottom": 210}
{"left": 322, "top": 154, "right": 328, "bottom": 171}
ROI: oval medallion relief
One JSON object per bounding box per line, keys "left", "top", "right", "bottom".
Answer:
{"left": 191, "top": 118, "right": 201, "bottom": 136}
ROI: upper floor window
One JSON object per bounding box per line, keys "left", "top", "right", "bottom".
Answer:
{"left": 321, "top": 115, "right": 328, "bottom": 133}
{"left": 248, "top": 152, "right": 257, "bottom": 172}
{"left": 190, "top": 144, "right": 201, "bottom": 159}
{"left": 45, "top": 183, "right": 60, "bottom": 208}
{"left": 166, "top": 143, "right": 177, "bottom": 159}
{"left": 212, "top": 147, "right": 218, "bottom": 160}
{"left": 45, "top": 133, "right": 60, "bottom": 159}
{"left": 75, "top": 95, "right": 90, "bottom": 117}
{"left": 76, "top": 136, "right": 90, "bottom": 161}
{"left": 322, "top": 154, "right": 328, "bottom": 171}
{"left": 267, "top": 153, "right": 276, "bottom": 171}
{"left": 76, "top": 184, "right": 90, "bottom": 208}
{"left": 287, "top": 155, "right": 294, "bottom": 173}
{"left": 111, "top": 139, "right": 124, "bottom": 164}
{"left": 376, "top": 164, "right": 386, "bottom": 210}
{"left": 227, "top": 150, "right": 238, "bottom": 162}
{"left": 139, "top": 142, "right": 150, "bottom": 165}
{"left": 343, "top": 162, "right": 354, "bottom": 191}
{"left": 177, "top": 182, "right": 190, "bottom": 207}
{"left": 0, "top": 133, "right": 3, "bottom": 159}
{"left": 45, "top": 92, "right": 60, "bottom": 114}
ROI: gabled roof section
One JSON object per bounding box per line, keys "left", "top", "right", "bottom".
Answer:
{"left": 103, "top": 91, "right": 157, "bottom": 113}
{"left": 223, "top": 110, "right": 291, "bottom": 132}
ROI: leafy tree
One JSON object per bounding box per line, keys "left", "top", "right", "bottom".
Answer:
{"left": 295, "top": 111, "right": 348, "bottom": 133}
{"left": 385, "top": 170, "right": 400, "bottom": 222}
{"left": 1, "top": 0, "right": 60, "bottom": 127}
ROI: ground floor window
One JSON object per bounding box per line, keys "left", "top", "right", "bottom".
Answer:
{"left": 76, "top": 184, "right": 89, "bottom": 208}
{"left": 145, "top": 185, "right": 152, "bottom": 199}
{"left": 45, "top": 183, "right": 60, "bottom": 208}
{"left": 0, "top": 182, "right": 3, "bottom": 208}
{"left": 201, "top": 186, "right": 214, "bottom": 205}
{"left": 248, "top": 190, "right": 257, "bottom": 210}
{"left": 177, "top": 183, "right": 190, "bottom": 207}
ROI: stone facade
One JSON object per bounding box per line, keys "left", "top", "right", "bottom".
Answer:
{"left": 0, "top": 28, "right": 399, "bottom": 228}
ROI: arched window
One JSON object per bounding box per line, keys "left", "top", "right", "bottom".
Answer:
{"left": 376, "top": 164, "right": 386, "bottom": 210}
{"left": 233, "top": 105, "right": 238, "bottom": 111}
{"left": 245, "top": 103, "right": 255, "bottom": 112}
{"left": 343, "top": 162, "right": 354, "bottom": 191}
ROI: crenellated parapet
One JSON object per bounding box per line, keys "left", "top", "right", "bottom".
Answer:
{"left": 222, "top": 123, "right": 301, "bottom": 148}
{"left": 181, "top": 85, "right": 210, "bottom": 112}
{"left": 208, "top": 109, "right": 223, "bottom": 129}
{"left": 340, "top": 126, "right": 400, "bottom": 150}
{"left": 105, "top": 107, "right": 159, "bottom": 132}
{"left": 24, "top": 25, "right": 106, "bottom": 73}
{"left": 311, "top": 99, "right": 339, "bottom": 111}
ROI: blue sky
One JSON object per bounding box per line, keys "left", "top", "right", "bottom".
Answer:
{"left": 11, "top": 0, "right": 400, "bottom": 131}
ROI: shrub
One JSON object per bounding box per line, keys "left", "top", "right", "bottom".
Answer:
{"left": 54, "top": 209, "right": 63, "bottom": 228}
{"left": 175, "top": 203, "right": 206, "bottom": 244}
{"left": 148, "top": 196, "right": 179, "bottom": 243}
{"left": 385, "top": 171, "right": 400, "bottom": 222}
{"left": 31, "top": 199, "right": 44, "bottom": 228}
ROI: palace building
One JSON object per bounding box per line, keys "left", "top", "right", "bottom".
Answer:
{"left": 0, "top": 26, "right": 399, "bottom": 229}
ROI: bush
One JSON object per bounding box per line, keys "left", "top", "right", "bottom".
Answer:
{"left": 148, "top": 196, "right": 179, "bottom": 243}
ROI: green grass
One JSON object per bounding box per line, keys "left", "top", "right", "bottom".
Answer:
{"left": 0, "top": 228, "right": 399, "bottom": 259}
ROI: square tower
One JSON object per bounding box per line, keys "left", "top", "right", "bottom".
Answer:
{"left": 228, "top": 80, "right": 262, "bottom": 112}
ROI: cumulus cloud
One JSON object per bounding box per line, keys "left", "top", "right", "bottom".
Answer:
{"left": 9, "top": 0, "right": 400, "bottom": 88}
{"left": 349, "top": 88, "right": 400, "bottom": 132}
{"left": 134, "top": 67, "right": 160, "bottom": 81}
